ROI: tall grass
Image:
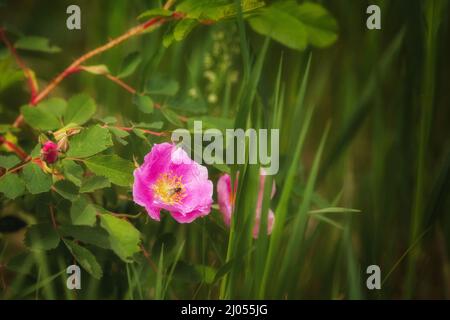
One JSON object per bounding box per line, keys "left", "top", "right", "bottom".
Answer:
{"left": 0, "top": 0, "right": 449, "bottom": 299}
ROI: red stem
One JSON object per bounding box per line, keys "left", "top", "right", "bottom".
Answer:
{"left": 0, "top": 136, "right": 29, "bottom": 160}
{"left": 0, "top": 28, "right": 38, "bottom": 102}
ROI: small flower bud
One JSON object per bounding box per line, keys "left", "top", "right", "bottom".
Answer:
{"left": 41, "top": 141, "right": 59, "bottom": 164}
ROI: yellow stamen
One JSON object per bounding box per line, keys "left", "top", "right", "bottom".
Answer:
{"left": 152, "top": 172, "right": 186, "bottom": 205}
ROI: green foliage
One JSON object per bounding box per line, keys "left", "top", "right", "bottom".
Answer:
{"left": 66, "top": 125, "right": 113, "bottom": 158}
{"left": 22, "top": 163, "right": 52, "bottom": 194}
{"left": 15, "top": 36, "right": 61, "bottom": 53}
{"left": 117, "top": 52, "right": 142, "bottom": 79}
{"left": 100, "top": 214, "right": 141, "bottom": 263}
{"left": 83, "top": 155, "right": 134, "bottom": 187}
{"left": 25, "top": 223, "right": 60, "bottom": 251}
{"left": 0, "top": 173, "right": 26, "bottom": 199}
{"left": 137, "top": 8, "right": 174, "bottom": 20}
{"left": 133, "top": 94, "right": 154, "bottom": 114}
{"left": 79, "top": 175, "right": 111, "bottom": 193}
{"left": 70, "top": 196, "right": 97, "bottom": 226}
{"left": 21, "top": 101, "right": 63, "bottom": 131}
{"left": 53, "top": 180, "right": 79, "bottom": 201}
{"left": 64, "top": 94, "right": 97, "bottom": 126}
{"left": 248, "top": 1, "right": 337, "bottom": 51}
{"left": 63, "top": 240, "right": 103, "bottom": 279}
{"left": 4, "top": 0, "right": 447, "bottom": 302}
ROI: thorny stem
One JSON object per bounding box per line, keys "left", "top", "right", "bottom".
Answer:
{"left": 8, "top": 0, "right": 177, "bottom": 128}
{"left": 82, "top": 68, "right": 188, "bottom": 123}
{"left": 0, "top": 28, "right": 38, "bottom": 101}
{"left": 103, "top": 125, "right": 168, "bottom": 137}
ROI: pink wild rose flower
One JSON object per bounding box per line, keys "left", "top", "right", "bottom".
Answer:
{"left": 217, "top": 169, "right": 276, "bottom": 238}
{"left": 40, "top": 141, "right": 59, "bottom": 164}
{"left": 133, "top": 143, "right": 213, "bottom": 223}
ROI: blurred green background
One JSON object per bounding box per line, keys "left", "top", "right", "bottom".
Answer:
{"left": 1, "top": 0, "right": 449, "bottom": 299}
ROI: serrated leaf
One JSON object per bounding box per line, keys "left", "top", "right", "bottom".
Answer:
{"left": 62, "top": 159, "right": 84, "bottom": 187}
{"left": 108, "top": 127, "right": 129, "bottom": 146}
{"left": 84, "top": 155, "right": 134, "bottom": 187}
{"left": 63, "top": 240, "right": 103, "bottom": 279}
{"left": 71, "top": 196, "right": 97, "bottom": 226}
{"left": 64, "top": 93, "right": 97, "bottom": 126}
{"left": 0, "top": 173, "right": 26, "bottom": 199}
{"left": 21, "top": 104, "right": 61, "bottom": 131}
{"left": 248, "top": 1, "right": 337, "bottom": 51}
{"left": 173, "top": 19, "right": 197, "bottom": 41}
{"left": 138, "top": 8, "right": 173, "bottom": 20}
{"left": 21, "top": 162, "right": 52, "bottom": 194}
{"left": 53, "top": 180, "right": 79, "bottom": 201}
{"left": 67, "top": 125, "right": 113, "bottom": 158}
{"left": 100, "top": 214, "right": 141, "bottom": 263}
{"left": 25, "top": 223, "right": 60, "bottom": 250}
{"left": 80, "top": 175, "right": 111, "bottom": 193}
{"left": 15, "top": 36, "right": 61, "bottom": 53}
{"left": 59, "top": 225, "right": 110, "bottom": 249}
{"left": 133, "top": 94, "right": 154, "bottom": 114}
{"left": 117, "top": 52, "right": 142, "bottom": 79}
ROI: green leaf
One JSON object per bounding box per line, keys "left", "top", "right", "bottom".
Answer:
{"left": 62, "top": 159, "right": 84, "bottom": 187}
{"left": 21, "top": 104, "right": 61, "bottom": 131}
{"left": 98, "top": 116, "right": 117, "bottom": 125}
{"left": 84, "top": 155, "right": 134, "bottom": 187}
{"left": 0, "top": 173, "right": 26, "bottom": 199}
{"left": 64, "top": 94, "right": 97, "bottom": 126}
{"left": 138, "top": 8, "right": 173, "bottom": 20}
{"left": 63, "top": 240, "right": 103, "bottom": 279}
{"left": 67, "top": 125, "right": 113, "bottom": 158}
{"left": 177, "top": 0, "right": 265, "bottom": 20}
{"left": 0, "top": 155, "right": 20, "bottom": 169}
{"left": 134, "top": 121, "right": 164, "bottom": 129}
{"left": 248, "top": 1, "right": 337, "bottom": 51}
{"left": 25, "top": 223, "right": 60, "bottom": 251}
{"left": 100, "top": 214, "right": 141, "bottom": 263}
{"left": 71, "top": 196, "right": 97, "bottom": 226}
{"left": 15, "top": 36, "right": 61, "bottom": 53}
{"left": 146, "top": 75, "right": 179, "bottom": 96}
{"left": 160, "top": 106, "right": 183, "bottom": 127}
{"left": 21, "top": 163, "right": 52, "bottom": 194}
{"left": 173, "top": 19, "right": 198, "bottom": 41}
{"left": 163, "top": 32, "right": 175, "bottom": 48}
{"left": 108, "top": 127, "right": 129, "bottom": 146}
{"left": 80, "top": 175, "right": 111, "bottom": 193}
{"left": 133, "top": 94, "right": 154, "bottom": 114}
{"left": 59, "top": 225, "right": 110, "bottom": 249}
{"left": 117, "top": 52, "right": 142, "bottom": 79}
{"left": 53, "top": 180, "right": 79, "bottom": 201}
